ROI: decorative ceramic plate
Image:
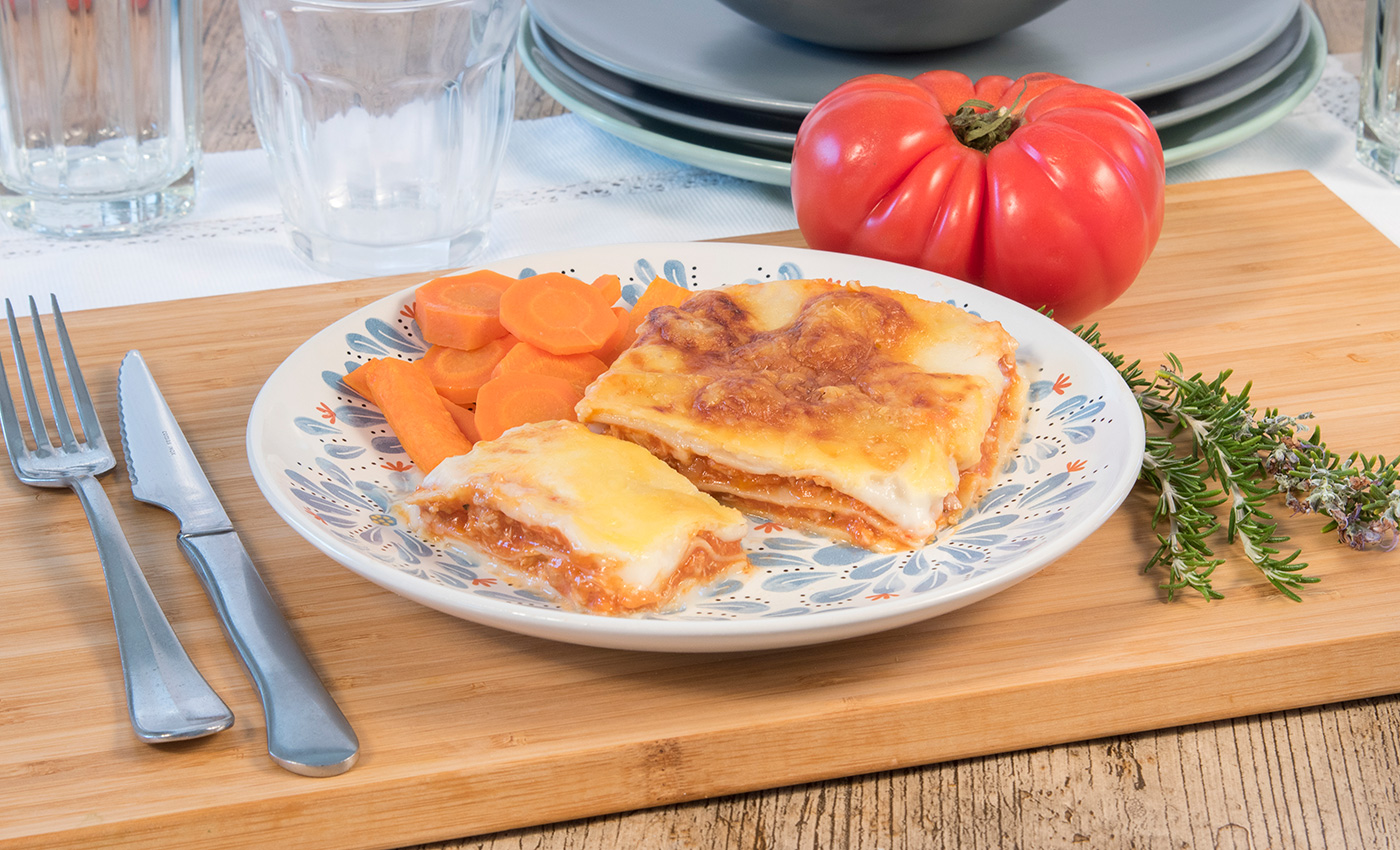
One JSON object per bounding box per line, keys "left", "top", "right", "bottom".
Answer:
{"left": 247, "top": 242, "right": 1144, "bottom": 653}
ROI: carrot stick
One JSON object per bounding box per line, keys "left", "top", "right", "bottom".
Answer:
{"left": 628, "top": 276, "right": 692, "bottom": 326}
{"left": 362, "top": 357, "right": 473, "bottom": 472}
{"left": 497, "top": 272, "right": 619, "bottom": 356}
{"left": 342, "top": 358, "right": 379, "bottom": 401}
{"left": 415, "top": 270, "right": 517, "bottom": 351}
{"left": 591, "top": 273, "right": 622, "bottom": 306}
{"left": 621, "top": 276, "right": 693, "bottom": 348}
{"left": 419, "top": 337, "right": 517, "bottom": 404}
{"left": 473, "top": 372, "right": 584, "bottom": 442}
{"left": 439, "top": 397, "right": 481, "bottom": 443}
{"left": 490, "top": 342, "right": 609, "bottom": 394}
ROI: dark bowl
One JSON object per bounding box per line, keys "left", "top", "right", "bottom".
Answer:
{"left": 713, "top": 0, "right": 1071, "bottom": 52}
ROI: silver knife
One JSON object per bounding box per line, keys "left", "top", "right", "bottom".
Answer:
{"left": 117, "top": 350, "right": 359, "bottom": 777}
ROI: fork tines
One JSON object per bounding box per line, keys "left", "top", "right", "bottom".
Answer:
{"left": 1, "top": 295, "right": 105, "bottom": 461}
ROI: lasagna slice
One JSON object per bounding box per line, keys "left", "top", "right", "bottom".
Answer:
{"left": 399, "top": 420, "right": 749, "bottom": 615}
{"left": 576, "top": 279, "right": 1026, "bottom": 552}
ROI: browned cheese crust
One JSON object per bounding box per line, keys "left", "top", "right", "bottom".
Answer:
{"left": 578, "top": 280, "right": 1026, "bottom": 551}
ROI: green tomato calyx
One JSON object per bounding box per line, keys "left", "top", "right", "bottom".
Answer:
{"left": 947, "top": 98, "right": 1022, "bottom": 153}
{"left": 947, "top": 84, "right": 1030, "bottom": 153}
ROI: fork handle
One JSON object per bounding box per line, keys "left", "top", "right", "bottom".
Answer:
{"left": 71, "top": 475, "right": 235, "bottom": 742}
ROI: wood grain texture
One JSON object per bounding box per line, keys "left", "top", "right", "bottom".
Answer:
{"left": 2, "top": 171, "right": 1398, "bottom": 850}
{"left": 1309, "top": 0, "right": 1366, "bottom": 53}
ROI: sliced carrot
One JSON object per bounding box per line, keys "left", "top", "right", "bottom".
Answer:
{"left": 621, "top": 276, "right": 694, "bottom": 348}
{"left": 497, "top": 272, "right": 619, "bottom": 356}
{"left": 362, "top": 357, "right": 472, "bottom": 473}
{"left": 415, "top": 270, "right": 517, "bottom": 351}
{"left": 439, "top": 397, "right": 481, "bottom": 443}
{"left": 593, "top": 306, "right": 633, "bottom": 365}
{"left": 342, "top": 359, "right": 379, "bottom": 401}
{"left": 590, "top": 273, "right": 622, "bottom": 306}
{"left": 473, "top": 372, "right": 584, "bottom": 442}
{"left": 419, "top": 337, "right": 517, "bottom": 404}
{"left": 449, "top": 269, "right": 517, "bottom": 293}
{"left": 490, "top": 342, "right": 609, "bottom": 394}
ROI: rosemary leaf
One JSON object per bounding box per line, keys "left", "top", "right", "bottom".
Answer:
{"left": 1074, "top": 324, "right": 1397, "bottom": 600}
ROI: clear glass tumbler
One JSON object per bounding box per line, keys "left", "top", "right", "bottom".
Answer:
{"left": 239, "top": 0, "right": 522, "bottom": 278}
{"left": 1359, "top": 0, "right": 1400, "bottom": 183}
{"left": 0, "top": 0, "right": 202, "bottom": 238}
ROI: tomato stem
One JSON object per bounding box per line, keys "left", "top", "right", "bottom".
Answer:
{"left": 946, "top": 85, "right": 1028, "bottom": 153}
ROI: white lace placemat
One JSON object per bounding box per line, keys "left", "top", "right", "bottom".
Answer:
{"left": 2, "top": 55, "right": 1394, "bottom": 313}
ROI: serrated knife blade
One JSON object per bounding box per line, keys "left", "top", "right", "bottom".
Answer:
{"left": 118, "top": 355, "right": 233, "bottom": 536}
{"left": 118, "top": 350, "right": 359, "bottom": 777}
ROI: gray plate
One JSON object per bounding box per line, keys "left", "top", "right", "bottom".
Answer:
{"left": 520, "top": 6, "right": 1326, "bottom": 185}
{"left": 532, "top": 4, "right": 1308, "bottom": 144}
{"left": 528, "top": 0, "right": 1300, "bottom": 115}
{"left": 1155, "top": 5, "right": 1326, "bottom": 162}
{"left": 520, "top": 17, "right": 793, "bottom": 185}
{"left": 1137, "top": 5, "right": 1308, "bottom": 129}
{"left": 532, "top": 21, "right": 801, "bottom": 147}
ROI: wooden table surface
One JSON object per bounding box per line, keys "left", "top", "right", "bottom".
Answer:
{"left": 187, "top": 2, "right": 1400, "bottom": 848}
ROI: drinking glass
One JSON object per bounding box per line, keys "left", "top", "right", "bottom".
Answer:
{"left": 1359, "top": 0, "right": 1400, "bottom": 183}
{"left": 0, "top": 0, "right": 203, "bottom": 238}
{"left": 239, "top": 0, "right": 522, "bottom": 278}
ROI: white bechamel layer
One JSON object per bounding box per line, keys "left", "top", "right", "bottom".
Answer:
{"left": 584, "top": 414, "right": 965, "bottom": 541}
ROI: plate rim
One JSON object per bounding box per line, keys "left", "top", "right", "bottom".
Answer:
{"left": 518, "top": 15, "right": 793, "bottom": 186}
{"left": 531, "top": 19, "right": 802, "bottom": 147}
{"left": 247, "top": 241, "right": 1146, "bottom": 653}
{"left": 1140, "top": 5, "right": 1308, "bottom": 130}
{"left": 1158, "top": 4, "right": 1326, "bottom": 166}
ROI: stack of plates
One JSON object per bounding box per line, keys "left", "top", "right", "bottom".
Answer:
{"left": 521, "top": 0, "right": 1327, "bottom": 185}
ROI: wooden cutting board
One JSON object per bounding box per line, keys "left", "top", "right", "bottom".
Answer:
{"left": 3, "top": 171, "right": 1398, "bottom": 849}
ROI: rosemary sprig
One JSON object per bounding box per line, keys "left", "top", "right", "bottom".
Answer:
{"left": 1074, "top": 324, "right": 1399, "bottom": 600}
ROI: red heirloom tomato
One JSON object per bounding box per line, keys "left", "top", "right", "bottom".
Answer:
{"left": 790, "top": 71, "right": 1165, "bottom": 324}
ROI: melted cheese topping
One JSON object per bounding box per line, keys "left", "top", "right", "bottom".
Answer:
{"left": 401, "top": 420, "right": 747, "bottom": 597}
{"left": 576, "top": 279, "right": 1024, "bottom": 546}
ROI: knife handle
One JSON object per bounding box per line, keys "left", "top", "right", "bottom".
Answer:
{"left": 178, "top": 531, "right": 359, "bottom": 777}
{"left": 71, "top": 475, "right": 235, "bottom": 743}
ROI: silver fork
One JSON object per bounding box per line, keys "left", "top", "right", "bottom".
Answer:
{"left": 1, "top": 295, "right": 234, "bottom": 743}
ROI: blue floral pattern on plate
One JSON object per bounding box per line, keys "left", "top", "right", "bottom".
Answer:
{"left": 248, "top": 242, "right": 1144, "bottom": 652}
